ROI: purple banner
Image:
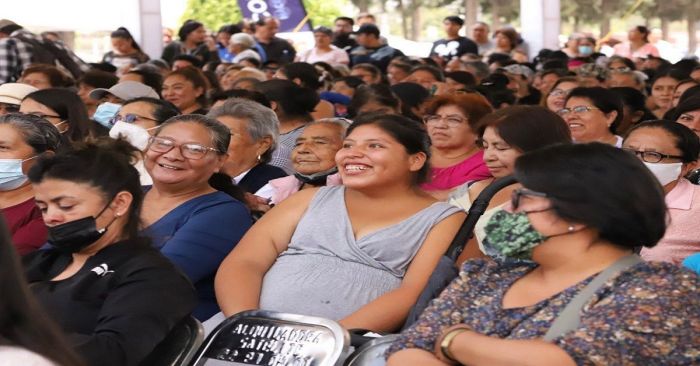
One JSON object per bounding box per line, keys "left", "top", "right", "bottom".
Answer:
{"left": 237, "top": 0, "right": 312, "bottom": 32}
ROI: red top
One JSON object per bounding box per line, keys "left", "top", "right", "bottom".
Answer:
{"left": 2, "top": 198, "right": 46, "bottom": 255}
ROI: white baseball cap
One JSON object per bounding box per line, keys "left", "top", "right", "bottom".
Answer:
{"left": 0, "top": 83, "right": 38, "bottom": 105}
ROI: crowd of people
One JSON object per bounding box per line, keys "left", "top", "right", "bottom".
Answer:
{"left": 0, "top": 12, "right": 699, "bottom": 366}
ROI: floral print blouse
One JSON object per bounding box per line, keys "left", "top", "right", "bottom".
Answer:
{"left": 387, "top": 259, "right": 700, "bottom": 365}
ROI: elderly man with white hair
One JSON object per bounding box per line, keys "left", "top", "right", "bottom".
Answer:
{"left": 230, "top": 33, "right": 261, "bottom": 64}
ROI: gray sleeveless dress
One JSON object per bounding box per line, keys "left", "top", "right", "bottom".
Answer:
{"left": 259, "top": 185, "right": 461, "bottom": 320}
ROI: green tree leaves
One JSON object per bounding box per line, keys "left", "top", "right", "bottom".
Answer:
{"left": 180, "top": 0, "right": 345, "bottom": 30}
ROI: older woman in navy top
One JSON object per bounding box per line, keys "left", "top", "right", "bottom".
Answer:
{"left": 141, "top": 114, "right": 252, "bottom": 320}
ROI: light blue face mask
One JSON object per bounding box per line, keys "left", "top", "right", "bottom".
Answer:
{"left": 0, "top": 156, "right": 36, "bottom": 191}
{"left": 578, "top": 45, "right": 593, "bottom": 56}
{"left": 93, "top": 102, "right": 122, "bottom": 129}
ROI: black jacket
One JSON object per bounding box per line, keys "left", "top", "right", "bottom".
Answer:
{"left": 238, "top": 163, "right": 288, "bottom": 194}
{"left": 256, "top": 36, "right": 296, "bottom": 64}
{"left": 23, "top": 238, "right": 196, "bottom": 366}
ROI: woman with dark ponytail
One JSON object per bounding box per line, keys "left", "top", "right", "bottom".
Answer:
{"left": 102, "top": 27, "right": 150, "bottom": 74}
{"left": 23, "top": 138, "right": 196, "bottom": 366}
{"left": 256, "top": 79, "right": 320, "bottom": 154}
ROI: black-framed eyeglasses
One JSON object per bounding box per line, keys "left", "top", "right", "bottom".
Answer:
{"left": 511, "top": 188, "right": 548, "bottom": 210}
{"left": 147, "top": 136, "right": 221, "bottom": 160}
{"left": 622, "top": 148, "right": 684, "bottom": 163}
{"left": 110, "top": 113, "right": 159, "bottom": 125}
{"left": 557, "top": 106, "right": 600, "bottom": 116}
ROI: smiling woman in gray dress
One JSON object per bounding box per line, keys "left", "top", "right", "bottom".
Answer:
{"left": 214, "top": 114, "right": 465, "bottom": 333}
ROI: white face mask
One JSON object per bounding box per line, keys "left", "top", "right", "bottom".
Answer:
{"left": 0, "top": 156, "right": 37, "bottom": 191}
{"left": 108, "top": 121, "right": 157, "bottom": 151}
{"left": 643, "top": 161, "right": 683, "bottom": 186}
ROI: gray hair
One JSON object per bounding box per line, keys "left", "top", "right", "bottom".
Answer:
{"left": 632, "top": 70, "right": 648, "bottom": 87}
{"left": 607, "top": 70, "right": 647, "bottom": 88}
{"left": 308, "top": 118, "right": 351, "bottom": 139}
{"left": 207, "top": 98, "right": 279, "bottom": 163}
{"left": 463, "top": 61, "right": 490, "bottom": 80}
{"left": 155, "top": 114, "right": 231, "bottom": 154}
{"left": 0, "top": 113, "right": 62, "bottom": 153}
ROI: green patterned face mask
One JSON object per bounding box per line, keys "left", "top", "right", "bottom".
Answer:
{"left": 482, "top": 209, "right": 547, "bottom": 261}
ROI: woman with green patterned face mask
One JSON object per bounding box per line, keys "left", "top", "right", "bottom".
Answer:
{"left": 387, "top": 143, "right": 700, "bottom": 366}
{"left": 448, "top": 105, "right": 571, "bottom": 264}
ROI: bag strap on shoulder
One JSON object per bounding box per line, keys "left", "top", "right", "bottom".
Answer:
{"left": 543, "top": 254, "right": 643, "bottom": 341}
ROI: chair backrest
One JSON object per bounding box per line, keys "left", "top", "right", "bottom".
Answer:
{"left": 138, "top": 316, "right": 204, "bottom": 366}
{"left": 189, "top": 310, "right": 350, "bottom": 366}
{"left": 343, "top": 334, "right": 400, "bottom": 366}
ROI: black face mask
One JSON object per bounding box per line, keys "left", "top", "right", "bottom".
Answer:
{"left": 294, "top": 167, "right": 338, "bottom": 187}
{"left": 47, "top": 201, "right": 114, "bottom": 254}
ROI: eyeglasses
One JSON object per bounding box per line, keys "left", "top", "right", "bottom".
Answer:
{"left": 557, "top": 106, "right": 600, "bottom": 116}
{"left": 549, "top": 88, "right": 571, "bottom": 98}
{"left": 147, "top": 136, "right": 221, "bottom": 160}
{"left": 423, "top": 114, "right": 468, "bottom": 127}
{"left": 511, "top": 188, "right": 548, "bottom": 210}
{"left": 110, "top": 113, "right": 159, "bottom": 125}
{"left": 622, "top": 148, "right": 684, "bottom": 163}
{"left": 0, "top": 103, "right": 20, "bottom": 113}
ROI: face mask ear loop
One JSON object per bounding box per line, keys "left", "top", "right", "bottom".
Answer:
{"left": 21, "top": 154, "right": 41, "bottom": 163}
{"left": 94, "top": 193, "right": 122, "bottom": 233}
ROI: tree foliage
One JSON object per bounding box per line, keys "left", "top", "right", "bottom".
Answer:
{"left": 181, "top": 0, "right": 242, "bottom": 30}
{"left": 479, "top": 0, "right": 519, "bottom": 26}
{"left": 302, "top": 0, "right": 344, "bottom": 27}
{"left": 181, "top": 0, "right": 345, "bottom": 31}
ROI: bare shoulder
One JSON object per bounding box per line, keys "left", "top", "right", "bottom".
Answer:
{"left": 468, "top": 179, "right": 492, "bottom": 198}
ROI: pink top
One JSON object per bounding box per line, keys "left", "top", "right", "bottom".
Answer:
{"left": 296, "top": 46, "right": 350, "bottom": 66}
{"left": 269, "top": 173, "right": 343, "bottom": 205}
{"left": 421, "top": 151, "right": 492, "bottom": 191}
{"left": 641, "top": 178, "right": 700, "bottom": 265}
{"left": 612, "top": 42, "right": 660, "bottom": 59}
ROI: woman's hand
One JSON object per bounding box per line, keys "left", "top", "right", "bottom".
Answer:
{"left": 445, "top": 331, "right": 577, "bottom": 366}
{"left": 244, "top": 193, "right": 272, "bottom": 213}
